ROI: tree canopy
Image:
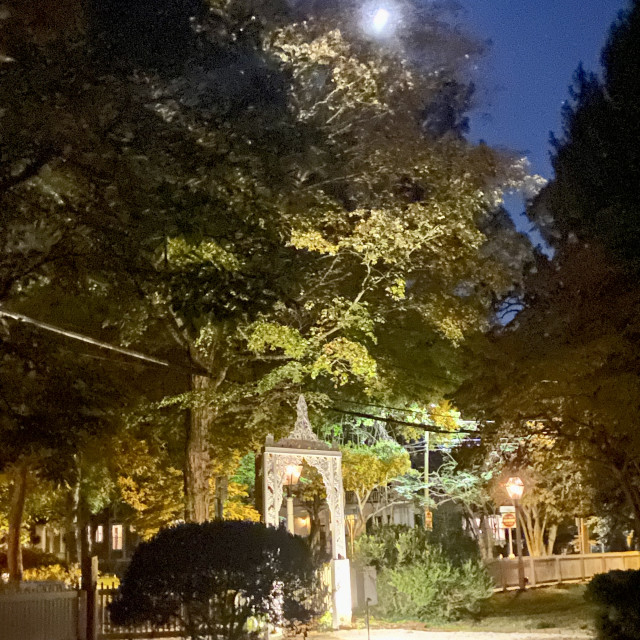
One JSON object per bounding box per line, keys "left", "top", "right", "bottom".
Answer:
{"left": 455, "top": 0, "right": 640, "bottom": 539}
{"left": 0, "top": 0, "right": 540, "bottom": 558}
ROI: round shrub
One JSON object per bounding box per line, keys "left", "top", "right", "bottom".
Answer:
{"left": 586, "top": 570, "right": 640, "bottom": 640}
{"left": 110, "top": 521, "right": 318, "bottom": 640}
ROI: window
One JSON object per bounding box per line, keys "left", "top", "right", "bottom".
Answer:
{"left": 95, "top": 525, "right": 104, "bottom": 543}
{"left": 111, "top": 524, "right": 123, "bottom": 550}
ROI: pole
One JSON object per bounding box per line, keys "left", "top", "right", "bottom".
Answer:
{"left": 514, "top": 498, "right": 526, "bottom": 590}
{"left": 366, "top": 598, "right": 371, "bottom": 640}
{"left": 507, "top": 526, "right": 514, "bottom": 558}
{"left": 287, "top": 495, "right": 295, "bottom": 534}
{"left": 424, "top": 430, "right": 431, "bottom": 529}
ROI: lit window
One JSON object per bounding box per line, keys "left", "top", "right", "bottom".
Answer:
{"left": 95, "top": 525, "right": 104, "bottom": 543}
{"left": 112, "top": 524, "right": 123, "bottom": 550}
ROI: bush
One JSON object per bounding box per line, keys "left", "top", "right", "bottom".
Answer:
{"left": 0, "top": 548, "right": 63, "bottom": 571}
{"left": 109, "top": 521, "right": 319, "bottom": 640}
{"left": 586, "top": 570, "right": 640, "bottom": 640}
{"left": 23, "top": 563, "right": 81, "bottom": 587}
{"left": 355, "top": 526, "right": 492, "bottom": 623}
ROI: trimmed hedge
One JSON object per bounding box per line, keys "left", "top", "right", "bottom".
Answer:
{"left": 586, "top": 570, "right": 640, "bottom": 640}
{"left": 110, "top": 521, "right": 318, "bottom": 640}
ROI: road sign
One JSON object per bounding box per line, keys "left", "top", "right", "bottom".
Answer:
{"left": 501, "top": 512, "right": 516, "bottom": 528}
{"left": 424, "top": 510, "right": 433, "bottom": 530}
{"left": 499, "top": 505, "right": 516, "bottom": 514}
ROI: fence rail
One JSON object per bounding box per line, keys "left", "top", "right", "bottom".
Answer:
{"left": 486, "top": 550, "right": 640, "bottom": 590}
{"left": 97, "top": 588, "right": 181, "bottom": 639}
{"left": 0, "top": 589, "right": 85, "bottom": 640}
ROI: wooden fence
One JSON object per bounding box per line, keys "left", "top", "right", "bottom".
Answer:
{"left": 97, "top": 588, "right": 181, "bottom": 639}
{"left": 0, "top": 588, "right": 86, "bottom": 640}
{"left": 486, "top": 550, "right": 640, "bottom": 590}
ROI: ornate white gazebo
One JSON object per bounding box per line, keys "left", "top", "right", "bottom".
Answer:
{"left": 262, "top": 395, "right": 352, "bottom": 628}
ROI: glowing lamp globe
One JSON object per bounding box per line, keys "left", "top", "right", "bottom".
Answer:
{"left": 506, "top": 476, "right": 524, "bottom": 500}
{"left": 284, "top": 464, "right": 303, "bottom": 486}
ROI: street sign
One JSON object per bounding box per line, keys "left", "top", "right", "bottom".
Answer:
{"left": 499, "top": 505, "right": 516, "bottom": 514}
{"left": 501, "top": 512, "right": 516, "bottom": 528}
{"left": 424, "top": 510, "right": 433, "bottom": 530}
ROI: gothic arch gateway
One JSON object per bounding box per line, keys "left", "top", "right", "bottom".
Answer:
{"left": 262, "top": 395, "right": 352, "bottom": 628}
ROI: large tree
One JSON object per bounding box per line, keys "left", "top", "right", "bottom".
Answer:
{"left": 456, "top": 1, "right": 640, "bottom": 538}
{"left": 1, "top": 0, "right": 538, "bottom": 534}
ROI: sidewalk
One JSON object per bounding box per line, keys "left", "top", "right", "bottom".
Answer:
{"left": 308, "top": 629, "right": 593, "bottom": 640}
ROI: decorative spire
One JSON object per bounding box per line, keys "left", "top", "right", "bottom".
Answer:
{"left": 289, "top": 394, "right": 317, "bottom": 441}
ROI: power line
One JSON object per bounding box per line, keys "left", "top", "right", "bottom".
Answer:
{"left": 331, "top": 407, "right": 478, "bottom": 434}
{"left": 0, "top": 307, "right": 205, "bottom": 374}
{"left": 334, "top": 397, "right": 477, "bottom": 425}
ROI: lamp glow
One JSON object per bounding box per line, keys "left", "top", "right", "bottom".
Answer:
{"left": 284, "top": 464, "right": 302, "bottom": 486}
{"left": 506, "top": 476, "right": 524, "bottom": 500}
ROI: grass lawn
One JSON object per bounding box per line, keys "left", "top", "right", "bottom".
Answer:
{"left": 363, "top": 584, "right": 596, "bottom": 635}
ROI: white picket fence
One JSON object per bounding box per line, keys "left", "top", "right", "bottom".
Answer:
{"left": 0, "top": 588, "right": 86, "bottom": 640}
{"left": 486, "top": 550, "right": 640, "bottom": 589}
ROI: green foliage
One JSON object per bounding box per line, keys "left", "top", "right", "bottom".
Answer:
{"left": 541, "top": 1, "right": 640, "bottom": 270}
{"left": 1, "top": 0, "right": 539, "bottom": 540}
{"left": 586, "top": 570, "right": 640, "bottom": 640}
{"left": 355, "top": 526, "right": 492, "bottom": 623}
{"left": 110, "top": 521, "right": 318, "bottom": 639}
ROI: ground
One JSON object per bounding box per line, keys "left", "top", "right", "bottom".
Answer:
{"left": 310, "top": 630, "right": 591, "bottom": 640}
{"left": 310, "top": 585, "right": 596, "bottom": 640}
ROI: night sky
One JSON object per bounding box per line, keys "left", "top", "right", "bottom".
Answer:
{"left": 458, "top": 0, "right": 629, "bottom": 242}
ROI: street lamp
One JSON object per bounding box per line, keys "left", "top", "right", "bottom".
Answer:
{"left": 284, "top": 464, "right": 302, "bottom": 534}
{"left": 505, "top": 476, "right": 526, "bottom": 590}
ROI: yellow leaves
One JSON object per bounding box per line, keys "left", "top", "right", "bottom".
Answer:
{"left": 311, "top": 337, "right": 377, "bottom": 385}
{"left": 290, "top": 229, "right": 339, "bottom": 255}
{"left": 424, "top": 295, "right": 487, "bottom": 345}
{"left": 223, "top": 482, "right": 260, "bottom": 522}
{"left": 269, "top": 25, "right": 395, "bottom": 123}
{"left": 166, "top": 237, "right": 240, "bottom": 271}
{"left": 342, "top": 442, "right": 411, "bottom": 494}
{"left": 316, "top": 298, "right": 376, "bottom": 341}
{"left": 385, "top": 277, "right": 406, "bottom": 300}
{"left": 117, "top": 465, "right": 184, "bottom": 540}
{"left": 247, "top": 322, "right": 308, "bottom": 358}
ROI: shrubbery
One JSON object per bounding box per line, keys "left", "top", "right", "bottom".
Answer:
{"left": 355, "top": 525, "right": 492, "bottom": 623}
{"left": 110, "top": 521, "right": 319, "bottom": 640}
{"left": 586, "top": 570, "right": 640, "bottom": 640}
{"left": 23, "top": 563, "right": 81, "bottom": 586}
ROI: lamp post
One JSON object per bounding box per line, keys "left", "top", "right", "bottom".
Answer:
{"left": 345, "top": 514, "right": 356, "bottom": 558}
{"left": 284, "top": 464, "right": 302, "bottom": 534}
{"left": 506, "top": 476, "right": 526, "bottom": 591}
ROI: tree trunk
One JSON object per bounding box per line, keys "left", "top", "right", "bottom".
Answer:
{"left": 7, "top": 462, "right": 28, "bottom": 583}
{"left": 214, "top": 475, "right": 228, "bottom": 519}
{"left": 185, "top": 374, "right": 211, "bottom": 523}
{"left": 64, "top": 476, "right": 81, "bottom": 564}
{"left": 546, "top": 523, "right": 558, "bottom": 556}
{"left": 480, "top": 513, "right": 495, "bottom": 560}
{"left": 615, "top": 466, "right": 640, "bottom": 536}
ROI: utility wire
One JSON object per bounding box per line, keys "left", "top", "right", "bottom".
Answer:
{"left": 0, "top": 307, "right": 205, "bottom": 375}
{"left": 334, "top": 397, "right": 478, "bottom": 424}
{"left": 331, "top": 407, "right": 478, "bottom": 434}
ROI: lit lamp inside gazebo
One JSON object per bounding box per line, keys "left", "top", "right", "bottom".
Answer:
{"left": 284, "top": 464, "right": 303, "bottom": 534}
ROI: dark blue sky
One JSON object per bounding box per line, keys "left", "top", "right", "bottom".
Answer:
{"left": 462, "top": 0, "right": 629, "bottom": 180}
{"left": 453, "top": 0, "right": 628, "bottom": 244}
